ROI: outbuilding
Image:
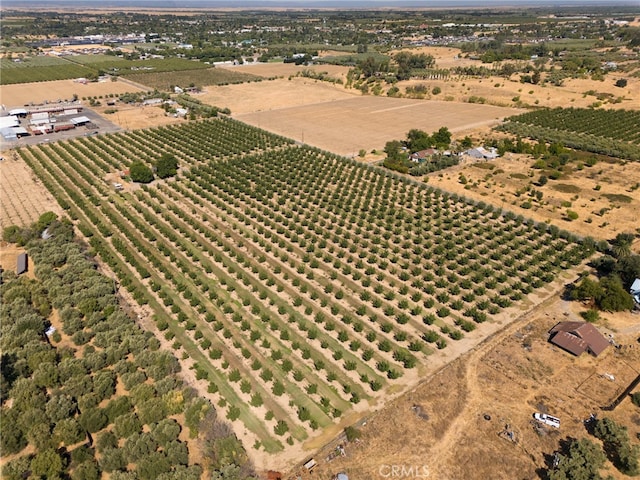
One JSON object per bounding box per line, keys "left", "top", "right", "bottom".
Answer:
{"left": 465, "top": 147, "right": 499, "bottom": 160}
{"left": 9, "top": 108, "right": 28, "bottom": 117}
{"left": 1, "top": 127, "right": 17, "bottom": 140}
{"left": 548, "top": 321, "right": 609, "bottom": 357}
{"left": 71, "top": 116, "right": 91, "bottom": 126}
{"left": 0, "top": 115, "right": 19, "bottom": 129}
{"left": 17, "top": 253, "right": 28, "bottom": 275}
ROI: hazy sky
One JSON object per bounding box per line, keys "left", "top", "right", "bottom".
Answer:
{"left": 8, "top": 0, "right": 640, "bottom": 4}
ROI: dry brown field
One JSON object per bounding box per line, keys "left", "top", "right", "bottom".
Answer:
{"left": 0, "top": 154, "right": 63, "bottom": 229}
{"left": 198, "top": 75, "right": 356, "bottom": 115}
{"left": 94, "top": 103, "right": 186, "bottom": 130}
{"left": 233, "top": 91, "right": 522, "bottom": 156}
{"left": 0, "top": 78, "right": 146, "bottom": 107}
{"left": 293, "top": 294, "right": 640, "bottom": 480}
{"left": 396, "top": 73, "right": 640, "bottom": 110}
{"left": 426, "top": 154, "right": 640, "bottom": 242}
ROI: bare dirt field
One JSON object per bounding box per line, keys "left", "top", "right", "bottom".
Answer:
{"left": 199, "top": 76, "right": 357, "bottom": 115}
{"left": 426, "top": 154, "right": 640, "bottom": 241}
{"left": 296, "top": 295, "right": 640, "bottom": 480}
{"left": 0, "top": 154, "right": 63, "bottom": 229}
{"left": 94, "top": 103, "right": 186, "bottom": 130}
{"left": 233, "top": 94, "right": 521, "bottom": 156}
{"left": 0, "top": 78, "right": 146, "bottom": 107}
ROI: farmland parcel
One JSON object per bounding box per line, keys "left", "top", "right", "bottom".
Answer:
{"left": 16, "top": 117, "right": 594, "bottom": 468}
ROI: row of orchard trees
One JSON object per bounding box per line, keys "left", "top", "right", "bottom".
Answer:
{"left": 498, "top": 108, "right": 640, "bottom": 161}
{"left": 0, "top": 215, "right": 257, "bottom": 480}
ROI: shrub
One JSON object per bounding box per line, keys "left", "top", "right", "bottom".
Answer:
{"left": 344, "top": 426, "right": 361, "bottom": 442}
{"left": 130, "top": 161, "right": 154, "bottom": 183}
{"left": 580, "top": 309, "right": 600, "bottom": 323}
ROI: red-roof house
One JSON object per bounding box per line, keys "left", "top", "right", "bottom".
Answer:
{"left": 548, "top": 321, "right": 610, "bottom": 357}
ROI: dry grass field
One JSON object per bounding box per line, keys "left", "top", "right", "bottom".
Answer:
{"left": 295, "top": 294, "right": 640, "bottom": 480}
{"left": 392, "top": 46, "right": 640, "bottom": 110}
{"left": 426, "top": 154, "right": 640, "bottom": 241}
{"left": 0, "top": 78, "right": 146, "bottom": 106}
{"left": 0, "top": 154, "right": 63, "bottom": 229}
{"left": 233, "top": 91, "right": 521, "bottom": 156}
{"left": 199, "top": 75, "right": 356, "bottom": 115}
{"left": 95, "top": 103, "right": 186, "bottom": 130}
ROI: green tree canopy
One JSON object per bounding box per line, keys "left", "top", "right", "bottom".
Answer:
{"left": 548, "top": 437, "right": 606, "bottom": 480}
{"left": 155, "top": 154, "right": 179, "bottom": 179}
{"left": 597, "top": 275, "right": 634, "bottom": 312}
{"left": 129, "top": 161, "right": 154, "bottom": 184}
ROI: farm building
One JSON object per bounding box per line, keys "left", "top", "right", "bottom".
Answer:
{"left": 8, "top": 108, "right": 28, "bottom": 118}
{"left": 1, "top": 127, "right": 17, "bottom": 140}
{"left": 1, "top": 126, "right": 29, "bottom": 139}
{"left": 71, "top": 116, "right": 91, "bottom": 126}
{"left": 465, "top": 147, "right": 499, "bottom": 160}
{"left": 16, "top": 253, "right": 28, "bottom": 275}
{"left": 0, "top": 115, "right": 20, "bottom": 129}
{"left": 31, "top": 112, "right": 50, "bottom": 122}
{"left": 409, "top": 149, "right": 437, "bottom": 163}
{"left": 548, "top": 321, "right": 609, "bottom": 357}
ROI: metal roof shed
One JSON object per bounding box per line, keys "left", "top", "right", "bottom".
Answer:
{"left": 549, "top": 321, "right": 609, "bottom": 357}
{"left": 1, "top": 127, "right": 17, "bottom": 140}
{"left": 16, "top": 253, "right": 28, "bottom": 275}
{"left": 71, "top": 116, "right": 91, "bottom": 125}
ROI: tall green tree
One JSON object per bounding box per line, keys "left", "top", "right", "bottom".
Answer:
{"left": 156, "top": 154, "right": 179, "bottom": 179}
{"left": 129, "top": 161, "right": 154, "bottom": 184}
{"left": 548, "top": 438, "right": 606, "bottom": 480}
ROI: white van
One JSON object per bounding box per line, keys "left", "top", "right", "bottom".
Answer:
{"left": 534, "top": 413, "right": 560, "bottom": 428}
{"left": 114, "top": 183, "right": 123, "bottom": 191}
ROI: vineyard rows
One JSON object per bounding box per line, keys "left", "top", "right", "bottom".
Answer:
{"left": 18, "top": 118, "right": 593, "bottom": 452}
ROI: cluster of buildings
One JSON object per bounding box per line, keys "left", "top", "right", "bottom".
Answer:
{"left": 408, "top": 146, "right": 499, "bottom": 164}
{"left": 1, "top": 105, "right": 90, "bottom": 140}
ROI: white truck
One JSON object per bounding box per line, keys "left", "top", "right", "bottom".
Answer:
{"left": 534, "top": 413, "right": 560, "bottom": 428}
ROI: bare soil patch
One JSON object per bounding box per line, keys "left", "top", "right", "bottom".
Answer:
{"left": 426, "top": 154, "right": 640, "bottom": 241}
{"left": 0, "top": 154, "right": 63, "bottom": 229}
{"left": 0, "top": 78, "right": 146, "bottom": 107}
{"left": 95, "top": 103, "right": 186, "bottom": 130}
{"left": 198, "top": 76, "right": 357, "bottom": 115}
